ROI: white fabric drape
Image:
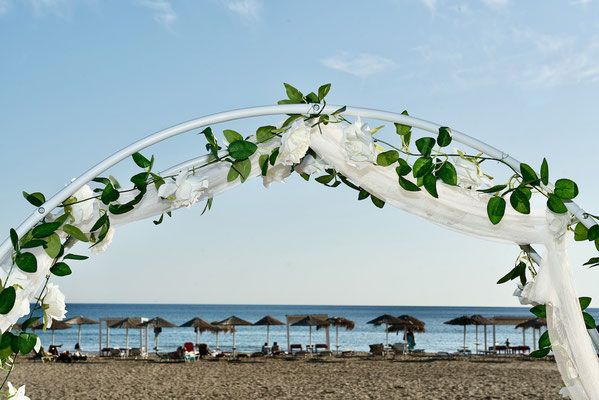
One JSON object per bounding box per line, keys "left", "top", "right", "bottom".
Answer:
{"left": 1, "top": 122, "right": 596, "bottom": 398}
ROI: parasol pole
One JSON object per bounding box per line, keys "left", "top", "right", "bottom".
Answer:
{"left": 267, "top": 325, "right": 270, "bottom": 346}
{"left": 126, "top": 327, "right": 129, "bottom": 356}
{"left": 336, "top": 326, "right": 339, "bottom": 354}
{"left": 78, "top": 324, "right": 82, "bottom": 345}
{"left": 533, "top": 328, "right": 537, "bottom": 350}
{"left": 463, "top": 325, "right": 466, "bottom": 350}
{"left": 522, "top": 327, "right": 526, "bottom": 347}
{"left": 385, "top": 323, "right": 389, "bottom": 347}
{"left": 52, "top": 329, "right": 55, "bottom": 346}
{"left": 196, "top": 328, "right": 199, "bottom": 346}
{"left": 475, "top": 325, "right": 479, "bottom": 354}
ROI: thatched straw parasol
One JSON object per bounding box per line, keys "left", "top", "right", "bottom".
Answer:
{"left": 367, "top": 314, "right": 404, "bottom": 347}
{"left": 444, "top": 315, "right": 478, "bottom": 351}
{"left": 325, "top": 316, "right": 355, "bottom": 353}
{"left": 180, "top": 317, "right": 218, "bottom": 346}
{"left": 139, "top": 317, "right": 178, "bottom": 353}
{"left": 216, "top": 316, "right": 253, "bottom": 356}
{"left": 64, "top": 315, "right": 99, "bottom": 348}
{"left": 254, "top": 316, "right": 284, "bottom": 346}
{"left": 110, "top": 318, "right": 141, "bottom": 354}
{"left": 515, "top": 318, "right": 547, "bottom": 350}
{"left": 210, "top": 321, "right": 234, "bottom": 350}
{"left": 388, "top": 315, "right": 426, "bottom": 346}
{"left": 32, "top": 319, "right": 71, "bottom": 346}
{"left": 292, "top": 316, "right": 329, "bottom": 351}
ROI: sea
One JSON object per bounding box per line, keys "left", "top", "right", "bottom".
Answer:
{"left": 33, "top": 304, "right": 599, "bottom": 354}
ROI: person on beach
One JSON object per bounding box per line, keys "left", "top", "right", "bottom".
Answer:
{"left": 262, "top": 343, "right": 269, "bottom": 355}
{"left": 407, "top": 329, "right": 416, "bottom": 350}
{"left": 505, "top": 338, "right": 510, "bottom": 347}
{"left": 271, "top": 342, "right": 281, "bottom": 355}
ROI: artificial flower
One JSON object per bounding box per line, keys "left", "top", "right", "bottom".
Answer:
{"left": 278, "top": 119, "right": 312, "bottom": 166}
{"left": 158, "top": 169, "right": 209, "bottom": 208}
{"left": 43, "top": 283, "right": 67, "bottom": 328}
{"left": 90, "top": 227, "right": 115, "bottom": 255}
{"left": 263, "top": 163, "right": 292, "bottom": 188}
{"left": 69, "top": 184, "right": 96, "bottom": 225}
{"left": 546, "top": 210, "right": 570, "bottom": 239}
{"left": 342, "top": 117, "right": 376, "bottom": 168}
{"left": 0, "top": 295, "right": 30, "bottom": 334}
{"left": 454, "top": 156, "right": 492, "bottom": 189}
{"left": 34, "top": 336, "right": 41, "bottom": 353}
{"left": 295, "top": 154, "right": 328, "bottom": 176}
{"left": 559, "top": 387, "right": 570, "bottom": 398}
{"left": 7, "top": 382, "right": 29, "bottom": 400}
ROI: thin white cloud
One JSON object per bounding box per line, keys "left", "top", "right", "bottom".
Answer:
{"left": 418, "top": 0, "right": 437, "bottom": 12}
{"left": 512, "top": 28, "right": 571, "bottom": 54}
{"left": 0, "top": 0, "right": 10, "bottom": 16}
{"left": 138, "top": 0, "right": 176, "bottom": 28}
{"left": 528, "top": 43, "right": 599, "bottom": 86}
{"left": 321, "top": 52, "right": 396, "bottom": 78}
{"left": 226, "top": 0, "right": 261, "bottom": 20}
{"left": 482, "top": 0, "right": 510, "bottom": 7}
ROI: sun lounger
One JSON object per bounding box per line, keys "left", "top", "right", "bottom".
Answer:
{"left": 290, "top": 344, "right": 302, "bottom": 354}
{"left": 369, "top": 344, "right": 384, "bottom": 358}
{"left": 314, "top": 344, "right": 328, "bottom": 352}
{"left": 392, "top": 343, "right": 407, "bottom": 358}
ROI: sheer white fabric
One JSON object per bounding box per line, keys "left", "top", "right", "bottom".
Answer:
{"left": 1, "top": 122, "right": 596, "bottom": 398}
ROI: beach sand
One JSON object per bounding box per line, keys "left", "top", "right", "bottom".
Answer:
{"left": 10, "top": 354, "right": 562, "bottom": 399}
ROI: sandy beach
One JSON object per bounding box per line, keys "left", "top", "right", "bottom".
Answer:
{"left": 10, "top": 354, "right": 562, "bottom": 399}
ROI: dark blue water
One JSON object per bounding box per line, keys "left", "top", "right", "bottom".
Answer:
{"left": 32, "top": 304, "right": 599, "bottom": 354}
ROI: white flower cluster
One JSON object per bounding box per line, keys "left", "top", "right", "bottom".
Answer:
{"left": 158, "top": 169, "right": 209, "bottom": 208}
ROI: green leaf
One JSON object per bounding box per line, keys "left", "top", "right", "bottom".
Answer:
{"left": 554, "top": 179, "right": 579, "bottom": 200}
{"left": 587, "top": 225, "right": 599, "bottom": 241}
{"left": 520, "top": 163, "right": 539, "bottom": 184}
{"left": 15, "top": 252, "right": 37, "bottom": 273}
{"left": 538, "top": 330, "right": 551, "bottom": 349}
{"left": 256, "top": 126, "right": 276, "bottom": 143}
{"left": 18, "top": 333, "right": 38, "bottom": 355}
{"left": 583, "top": 257, "right": 599, "bottom": 267}
{"left": 487, "top": 197, "right": 506, "bottom": 225}
{"left": 108, "top": 204, "right": 135, "bottom": 215}
{"left": 530, "top": 304, "right": 547, "bottom": 319}
{"left": 0, "top": 332, "right": 12, "bottom": 359}
{"left": 510, "top": 189, "right": 531, "bottom": 214}
{"left": 355, "top": 189, "right": 368, "bottom": 201}
{"left": 10, "top": 229, "right": 18, "bottom": 252}
{"left": 130, "top": 172, "right": 149, "bottom": 189}
{"left": 269, "top": 148, "right": 280, "bottom": 166}
{"left": 547, "top": 194, "right": 568, "bottom": 214}
{"left": 415, "top": 137, "right": 436, "bottom": 157}
{"left": 371, "top": 195, "right": 385, "bottom": 208}
{"left": 412, "top": 157, "right": 433, "bottom": 178}
{"left": 62, "top": 224, "right": 89, "bottom": 242}
{"left": 10, "top": 333, "right": 19, "bottom": 354}
{"left": 227, "top": 165, "right": 240, "bottom": 182}
{"left": 396, "top": 159, "right": 412, "bottom": 176}
{"left": 22, "top": 191, "right": 46, "bottom": 207}
{"left": 574, "top": 223, "right": 588, "bottom": 241}
{"left": 20, "top": 316, "right": 39, "bottom": 331}
{"left": 32, "top": 221, "right": 62, "bottom": 238}
{"left": 223, "top": 129, "right": 243, "bottom": 143}
{"left": 399, "top": 177, "right": 421, "bottom": 192}
{"left": 437, "top": 127, "right": 452, "bottom": 147}
{"left": 233, "top": 159, "right": 252, "bottom": 182}
{"left": 530, "top": 348, "right": 550, "bottom": 358}
{"left": 423, "top": 173, "right": 438, "bottom": 198}
{"left": 0, "top": 287, "right": 16, "bottom": 314}
{"left": 583, "top": 312, "right": 597, "bottom": 329}
{"left": 43, "top": 233, "right": 61, "bottom": 259}
{"left": 436, "top": 162, "right": 458, "bottom": 186}
{"left": 284, "top": 83, "right": 303, "bottom": 103}
{"left": 315, "top": 174, "right": 335, "bottom": 184}
{"left": 21, "top": 240, "right": 46, "bottom": 249}
{"left": 201, "top": 198, "right": 213, "bottom": 216}
{"left": 579, "top": 297, "right": 592, "bottom": 310}
{"left": 318, "top": 83, "right": 331, "bottom": 101}
{"left": 132, "top": 152, "right": 151, "bottom": 169}
{"left": 478, "top": 184, "right": 507, "bottom": 194}
{"left": 394, "top": 113, "right": 412, "bottom": 138}
{"left": 63, "top": 253, "right": 88, "bottom": 261}
{"left": 497, "top": 262, "right": 524, "bottom": 284}
{"left": 541, "top": 158, "right": 549, "bottom": 186}
{"left": 91, "top": 215, "right": 108, "bottom": 232}
{"left": 376, "top": 151, "right": 399, "bottom": 167}
{"left": 229, "top": 140, "right": 258, "bottom": 160}
{"left": 305, "top": 92, "right": 319, "bottom": 103}
{"left": 331, "top": 106, "right": 346, "bottom": 116}
{"left": 50, "top": 262, "right": 72, "bottom": 277}
{"left": 258, "top": 154, "right": 269, "bottom": 176}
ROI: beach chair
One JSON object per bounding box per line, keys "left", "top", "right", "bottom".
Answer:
{"left": 392, "top": 343, "right": 407, "bottom": 359}
{"left": 315, "top": 344, "right": 328, "bottom": 353}
{"left": 369, "top": 344, "right": 384, "bottom": 358}
{"left": 290, "top": 344, "right": 302, "bottom": 354}
{"left": 197, "top": 343, "right": 210, "bottom": 358}
{"left": 183, "top": 342, "right": 197, "bottom": 356}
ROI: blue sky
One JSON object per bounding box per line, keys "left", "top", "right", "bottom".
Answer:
{"left": 0, "top": 0, "right": 598, "bottom": 306}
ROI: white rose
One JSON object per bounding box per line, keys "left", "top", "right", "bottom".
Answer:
{"left": 454, "top": 156, "right": 492, "bottom": 189}
{"left": 69, "top": 184, "right": 96, "bottom": 225}
{"left": 263, "top": 163, "right": 292, "bottom": 188}
{"left": 278, "top": 119, "right": 312, "bottom": 166}
{"left": 546, "top": 210, "right": 570, "bottom": 239}
{"left": 559, "top": 387, "right": 569, "bottom": 398}
{"left": 158, "top": 169, "right": 209, "bottom": 208}
{"left": 7, "top": 382, "right": 30, "bottom": 400}
{"left": 512, "top": 283, "right": 534, "bottom": 305}
{"left": 342, "top": 117, "right": 376, "bottom": 168}
{"left": 43, "top": 283, "right": 67, "bottom": 328}
{"left": 0, "top": 295, "right": 30, "bottom": 334}
{"left": 295, "top": 154, "right": 328, "bottom": 176}
{"left": 90, "top": 227, "right": 115, "bottom": 255}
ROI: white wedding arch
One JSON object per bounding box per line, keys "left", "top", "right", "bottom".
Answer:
{"left": 1, "top": 91, "right": 598, "bottom": 398}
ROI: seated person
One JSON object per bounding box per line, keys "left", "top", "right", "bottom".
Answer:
{"left": 56, "top": 351, "right": 72, "bottom": 363}
{"left": 72, "top": 347, "right": 87, "bottom": 361}
{"left": 271, "top": 342, "right": 281, "bottom": 355}
{"left": 261, "top": 342, "right": 269, "bottom": 355}
{"left": 48, "top": 344, "right": 61, "bottom": 356}
{"left": 168, "top": 346, "right": 185, "bottom": 358}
